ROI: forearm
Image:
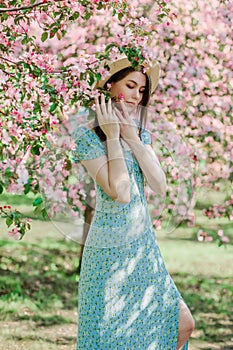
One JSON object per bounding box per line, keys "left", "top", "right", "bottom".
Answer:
{"left": 126, "top": 137, "right": 167, "bottom": 195}
{"left": 106, "top": 138, "right": 130, "bottom": 202}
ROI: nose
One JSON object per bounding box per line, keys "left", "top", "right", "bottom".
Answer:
{"left": 133, "top": 89, "right": 141, "bottom": 100}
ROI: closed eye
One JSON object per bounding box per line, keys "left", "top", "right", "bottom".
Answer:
{"left": 126, "top": 84, "right": 145, "bottom": 94}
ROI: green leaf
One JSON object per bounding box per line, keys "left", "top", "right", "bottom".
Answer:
{"left": 13, "top": 212, "right": 19, "bottom": 220}
{"left": 41, "top": 75, "right": 48, "bottom": 84}
{"left": 88, "top": 73, "right": 95, "bottom": 86}
{"left": 105, "top": 43, "right": 118, "bottom": 52}
{"left": 21, "top": 36, "right": 29, "bottom": 45}
{"left": 95, "top": 73, "right": 101, "bottom": 81}
{"left": 33, "top": 197, "right": 43, "bottom": 207}
{"left": 49, "top": 27, "right": 58, "bottom": 38}
{"left": 0, "top": 183, "right": 3, "bottom": 194}
{"left": 41, "top": 32, "right": 48, "bottom": 42}
{"left": 41, "top": 84, "right": 56, "bottom": 93}
{"left": 31, "top": 144, "right": 41, "bottom": 156}
{"left": 6, "top": 217, "right": 13, "bottom": 227}
{"left": 65, "top": 158, "right": 72, "bottom": 171}
{"left": 15, "top": 72, "right": 21, "bottom": 81}
{"left": 118, "top": 13, "right": 124, "bottom": 21}
{"left": 5, "top": 167, "right": 13, "bottom": 177}
{"left": 41, "top": 208, "right": 49, "bottom": 219}
{"left": 158, "top": 13, "right": 167, "bottom": 19}
{"left": 24, "top": 179, "right": 33, "bottom": 195}
{"left": 20, "top": 91, "right": 26, "bottom": 102}
{"left": 219, "top": 44, "right": 224, "bottom": 52}
{"left": 32, "top": 66, "right": 42, "bottom": 77}
{"left": 20, "top": 224, "right": 26, "bottom": 236}
{"left": 49, "top": 102, "right": 58, "bottom": 113}
{"left": 33, "top": 102, "right": 41, "bottom": 114}
{"left": 84, "top": 12, "right": 91, "bottom": 20}
{"left": 1, "top": 13, "right": 8, "bottom": 22}
{"left": 69, "top": 12, "right": 79, "bottom": 20}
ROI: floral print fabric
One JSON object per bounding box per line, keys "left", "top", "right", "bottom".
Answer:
{"left": 73, "top": 126, "right": 189, "bottom": 350}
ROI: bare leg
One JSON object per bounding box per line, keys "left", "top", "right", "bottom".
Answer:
{"left": 176, "top": 299, "right": 195, "bottom": 350}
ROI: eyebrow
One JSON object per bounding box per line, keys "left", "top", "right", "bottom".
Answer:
{"left": 127, "top": 79, "right": 146, "bottom": 88}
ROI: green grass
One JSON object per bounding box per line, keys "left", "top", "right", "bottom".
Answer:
{"left": 0, "top": 238, "right": 80, "bottom": 317}
{"left": 0, "top": 188, "right": 233, "bottom": 349}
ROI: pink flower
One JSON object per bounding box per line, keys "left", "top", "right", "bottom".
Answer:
{"left": 197, "top": 229, "right": 209, "bottom": 242}
{"left": 8, "top": 228, "right": 22, "bottom": 240}
{"left": 90, "top": 90, "right": 100, "bottom": 99}
{"left": 221, "top": 236, "right": 230, "bottom": 243}
{"left": 118, "top": 93, "right": 124, "bottom": 100}
{"left": 90, "top": 190, "right": 96, "bottom": 198}
{"left": 153, "top": 219, "right": 161, "bottom": 230}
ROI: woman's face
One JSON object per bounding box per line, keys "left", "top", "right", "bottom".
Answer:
{"left": 110, "top": 71, "right": 146, "bottom": 113}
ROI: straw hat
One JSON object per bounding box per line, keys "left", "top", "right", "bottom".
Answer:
{"left": 96, "top": 55, "right": 160, "bottom": 94}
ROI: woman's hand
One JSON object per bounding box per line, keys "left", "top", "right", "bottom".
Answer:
{"left": 113, "top": 100, "right": 139, "bottom": 142}
{"left": 95, "top": 94, "right": 120, "bottom": 139}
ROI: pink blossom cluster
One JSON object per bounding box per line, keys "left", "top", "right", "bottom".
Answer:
{"left": 203, "top": 194, "right": 233, "bottom": 221}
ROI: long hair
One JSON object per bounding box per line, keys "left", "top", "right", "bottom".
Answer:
{"left": 93, "top": 67, "right": 150, "bottom": 141}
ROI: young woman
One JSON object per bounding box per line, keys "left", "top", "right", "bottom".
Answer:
{"left": 72, "top": 56, "right": 195, "bottom": 350}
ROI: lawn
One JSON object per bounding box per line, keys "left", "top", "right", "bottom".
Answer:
{"left": 0, "top": 190, "right": 232, "bottom": 350}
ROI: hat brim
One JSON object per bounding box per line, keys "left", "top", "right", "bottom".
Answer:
{"left": 96, "top": 57, "right": 160, "bottom": 94}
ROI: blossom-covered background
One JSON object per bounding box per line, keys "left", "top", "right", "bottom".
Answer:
{"left": 0, "top": 0, "right": 232, "bottom": 244}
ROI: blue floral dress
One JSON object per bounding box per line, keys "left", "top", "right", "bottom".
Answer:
{"left": 72, "top": 126, "right": 189, "bottom": 350}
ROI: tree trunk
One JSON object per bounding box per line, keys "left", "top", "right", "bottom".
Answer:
{"left": 77, "top": 190, "right": 95, "bottom": 275}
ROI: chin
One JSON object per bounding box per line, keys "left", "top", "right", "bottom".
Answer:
{"left": 125, "top": 104, "right": 137, "bottom": 113}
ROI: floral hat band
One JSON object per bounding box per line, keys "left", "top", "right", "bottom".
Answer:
{"left": 96, "top": 55, "right": 160, "bottom": 94}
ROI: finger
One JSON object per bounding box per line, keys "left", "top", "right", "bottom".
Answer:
{"left": 95, "top": 97, "right": 102, "bottom": 120}
{"left": 107, "top": 97, "right": 112, "bottom": 116}
{"left": 113, "top": 108, "right": 124, "bottom": 123}
{"left": 120, "top": 100, "right": 129, "bottom": 119}
{"left": 101, "top": 93, "right": 107, "bottom": 117}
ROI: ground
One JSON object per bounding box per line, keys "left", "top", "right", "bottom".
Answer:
{"left": 0, "top": 189, "right": 232, "bottom": 350}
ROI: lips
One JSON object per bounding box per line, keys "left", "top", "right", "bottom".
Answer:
{"left": 126, "top": 101, "right": 136, "bottom": 105}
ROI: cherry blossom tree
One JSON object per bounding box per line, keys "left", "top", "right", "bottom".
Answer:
{"left": 0, "top": 0, "right": 232, "bottom": 245}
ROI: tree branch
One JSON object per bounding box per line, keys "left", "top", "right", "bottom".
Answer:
{"left": 0, "top": 1, "right": 48, "bottom": 13}
{"left": 0, "top": 68, "right": 14, "bottom": 77}
{"left": 0, "top": 56, "right": 18, "bottom": 65}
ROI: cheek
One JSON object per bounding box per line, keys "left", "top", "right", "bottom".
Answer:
{"left": 110, "top": 86, "right": 120, "bottom": 98}
{"left": 110, "top": 86, "right": 128, "bottom": 100}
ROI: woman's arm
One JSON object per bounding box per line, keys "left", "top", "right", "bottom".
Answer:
{"left": 125, "top": 136, "right": 167, "bottom": 196}
{"left": 81, "top": 95, "right": 131, "bottom": 204}
{"left": 113, "top": 101, "right": 166, "bottom": 196}
{"left": 106, "top": 137, "right": 131, "bottom": 202}
{"left": 81, "top": 138, "right": 130, "bottom": 204}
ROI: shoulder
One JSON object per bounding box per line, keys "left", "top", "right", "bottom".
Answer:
{"left": 72, "top": 125, "right": 95, "bottom": 140}
{"left": 72, "top": 126, "right": 106, "bottom": 162}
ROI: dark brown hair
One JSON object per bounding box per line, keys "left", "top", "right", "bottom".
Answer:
{"left": 93, "top": 66, "right": 150, "bottom": 141}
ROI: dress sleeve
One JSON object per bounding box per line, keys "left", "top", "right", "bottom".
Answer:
{"left": 72, "top": 127, "right": 106, "bottom": 162}
{"left": 140, "top": 127, "right": 152, "bottom": 145}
